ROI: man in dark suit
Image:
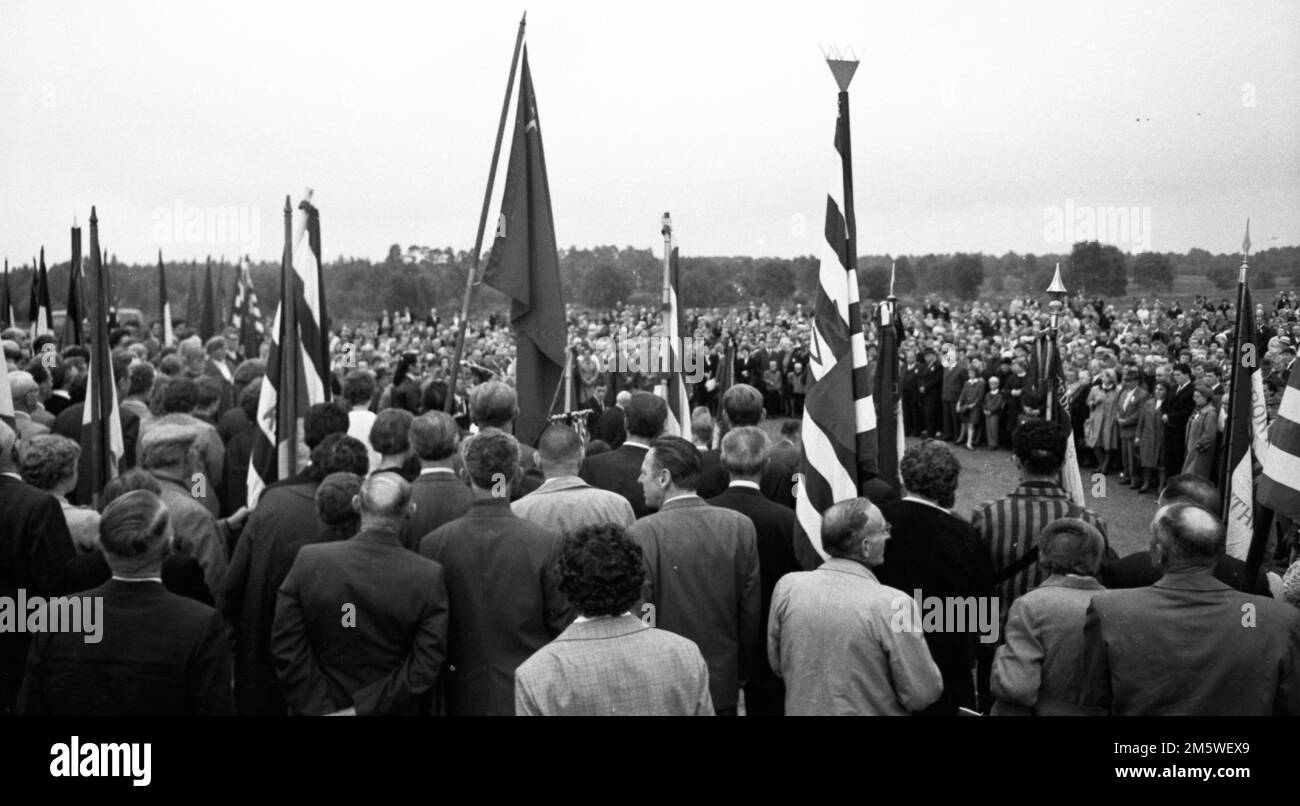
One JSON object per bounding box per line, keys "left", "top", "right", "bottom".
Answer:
{"left": 220, "top": 432, "right": 369, "bottom": 716}
{"left": 419, "top": 430, "right": 573, "bottom": 715}
{"left": 470, "top": 380, "right": 543, "bottom": 497}
{"left": 17, "top": 490, "right": 233, "bottom": 715}
{"left": 1098, "top": 474, "right": 1270, "bottom": 594}
{"left": 876, "top": 440, "right": 994, "bottom": 714}
{"left": 594, "top": 390, "right": 629, "bottom": 449}
{"left": 696, "top": 384, "right": 795, "bottom": 507}
{"left": 400, "top": 411, "right": 472, "bottom": 551}
{"left": 902, "top": 349, "right": 922, "bottom": 436}
{"left": 579, "top": 391, "right": 666, "bottom": 518}
{"left": 628, "top": 436, "right": 761, "bottom": 716}
{"left": 582, "top": 381, "right": 613, "bottom": 442}
{"left": 514, "top": 524, "right": 713, "bottom": 716}
{"left": 0, "top": 420, "right": 78, "bottom": 714}
{"left": 273, "top": 474, "right": 449, "bottom": 716}
{"left": 768, "top": 420, "right": 800, "bottom": 472}
{"left": 918, "top": 348, "right": 944, "bottom": 437}
{"left": 706, "top": 427, "right": 798, "bottom": 716}
{"left": 1082, "top": 502, "right": 1300, "bottom": 715}
{"left": 1162, "top": 362, "right": 1196, "bottom": 474}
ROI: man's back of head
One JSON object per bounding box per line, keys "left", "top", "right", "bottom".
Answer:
{"left": 409, "top": 411, "right": 460, "bottom": 465}
{"left": 1012, "top": 420, "right": 1069, "bottom": 478}
{"left": 720, "top": 426, "right": 768, "bottom": 480}
{"left": 722, "top": 384, "right": 764, "bottom": 427}
{"left": 1158, "top": 473, "right": 1221, "bottom": 513}
{"left": 1151, "top": 502, "right": 1225, "bottom": 572}
{"left": 355, "top": 473, "right": 413, "bottom": 532}
{"left": 536, "top": 423, "right": 583, "bottom": 478}
{"left": 462, "top": 429, "right": 520, "bottom": 494}
{"left": 625, "top": 392, "right": 668, "bottom": 441}
{"left": 471, "top": 381, "right": 518, "bottom": 429}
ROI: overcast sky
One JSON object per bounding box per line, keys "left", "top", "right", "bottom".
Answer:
{"left": 2, "top": 0, "right": 1297, "bottom": 267}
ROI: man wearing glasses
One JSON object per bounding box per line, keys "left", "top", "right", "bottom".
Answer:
{"left": 767, "top": 498, "right": 943, "bottom": 715}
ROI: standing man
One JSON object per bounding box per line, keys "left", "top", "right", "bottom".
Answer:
{"left": 273, "top": 474, "right": 448, "bottom": 715}
{"left": 919, "top": 347, "right": 944, "bottom": 438}
{"left": 767, "top": 498, "right": 943, "bottom": 715}
{"left": 1162, "top": 362, "right": 1196, "bottom": 475}
{"left": 514, "top": 424, "right": 635, "bottom": 537}
{"left": 628, "top": 436, "right": 760, "bottom": 716}
{"left": 1081, "top": 503, "right": 1300, "bottom": 715}
{"left": 419, "top": 430, "right": 573, "bottom": 715}
{"left": 706, "top": 427, "right": 798, "bottom": 716}
{"left": 579, "top": 391, "right": 666, "bottom": 517}
{"left": 1113, "top": 367, "right": 1149, "bottom": 488}
{"left": 401, "top": 411, "right": 473, "bottom": 551}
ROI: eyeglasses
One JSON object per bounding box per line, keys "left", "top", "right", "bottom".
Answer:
{"left": 865, "top": 525, "right": 892, "bottom": 540}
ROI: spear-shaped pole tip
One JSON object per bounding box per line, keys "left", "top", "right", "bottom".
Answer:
{"left": 1046, "top": 263, "right": 1067, "bottom": 297}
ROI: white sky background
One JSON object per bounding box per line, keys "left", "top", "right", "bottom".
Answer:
{"left": 1, "top": 0, "right": 1297, "bottom": 266}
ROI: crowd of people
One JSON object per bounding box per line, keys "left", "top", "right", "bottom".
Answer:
{"left": 3, "top": 285, "right": 1300, "bottom": 716}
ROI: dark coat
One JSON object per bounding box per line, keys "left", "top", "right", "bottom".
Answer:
{"left": 62, "top": 550, "right": 213, "bottom": 605}
{"left": 876, "top": 498, "right": 995, "bottom": 715}
{"left": 418, "top": 499, "right": 573, "bottom": 716}
{"left": 399, "top": 470, "right": 474, "bottom": 551}
{"left": 17, "top": 580, "right": 234, "bottom": 715}
{"left": 1098, "top": 551, "right": 1270, "bottom": 596}
{"left": 697, "top": 449, "right": 796, "bottom": 509}
{"left": 579, "top": 442, "right": 652, "bottom": 518}
{"left": 0, "top": 476, "right": 77, "bottom": 714}
{"left": 706, "top": 484, "right": 799, "bottom": 715}
{"left": 1163, "top": 381, "right": 1197, "bottom": 471}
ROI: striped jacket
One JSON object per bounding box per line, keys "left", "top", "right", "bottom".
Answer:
{"left": 970, "top": 481, "right": 1110, "bottom": 612}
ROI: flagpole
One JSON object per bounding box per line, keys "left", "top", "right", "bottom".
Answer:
{"left": 446, "top": 12, "right": 527, "bottom": 413}
{"left": 1220, "top": 220, "right": 1251, "bottom": 508}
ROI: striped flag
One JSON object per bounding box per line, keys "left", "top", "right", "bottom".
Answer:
{"left": 247, "top": 196, "right": 330, "bottom": 507}
{"left": 82, "top": 208, "right": 125, "bottom": 508}
{"left": 1, "top": 259, "right": 13, "bottom": 328}
{"left": 157, "top": 250, "right": 175, "bottom": 347}
{"left": 656, "top": 234, "right": 690, "bottom": 437}
{"left": 793, "top": 57, "right": 877, "bottom": 569}
{"left": 1221, "top": 279, "right": 1268, "bottom": 560}
{"left": 231, "top": 255, "right": 265, "bottom": 361}
{"left": 61, "top": 224, "right": 84, "bottom": 349}
{"left": 30, "top": 249, "right": 53, "bottom": 341}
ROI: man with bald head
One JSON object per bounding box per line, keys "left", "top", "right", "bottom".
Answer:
{"left": 272, "top": 473, "right": 449, "bottom": 715}
{"left": 1081, "top": 503, "right": 1300, "bottom": 715}
{"left": 514, "top": 423, "right": 634, "bottom": 536}
{"left": 768, "top": 497, "right": 942, "bottom": 715}
{"left": 8, "top": 370, "right": 50, "bottom": 439}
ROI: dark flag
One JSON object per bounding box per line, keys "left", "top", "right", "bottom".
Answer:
{"left": 199, "top": 257, "right": 219, "bottom": 341}
{"left": 30, "top": 249, "right": 54, "bottom": 341}
{"left": 247, "top": 196, "right": 330, "bottom": 506}
{"left": 874, "top": 272, "right": 905, "bottom": 490}
{"left": 1, "top": 259, "right": 13, "bottom": 328}
{"left": 793, "top": 56, "right": 876, "bottom": 569}
{"left": 81, "top": 208, "right": 125, "bottom": 508}
{"left": 158, "top": 250, "right": 175, "bottom": 347}
{"left": 231, "top": 255, "right": 265, "bottom": 361}
{"left": 61, "top": 224, "right": 84, "bottom": 348}
{"left": 186, "top": 259, "right": 201, "bottom": 333}
{"left": 481, "top": 49, "right": 566, "bottom": 448}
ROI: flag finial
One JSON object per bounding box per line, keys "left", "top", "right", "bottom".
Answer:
{"left": 889, "top": 260, "right": 897, "bottom": 298}
{"left": 821, "top": 45, "right": 860, "bottom": 91}
{"left": 1242, "top": 218, "right": 1252, "bottom": 261}
{"left": 1046, "top": 262, "right": 1067, "bottom": 297}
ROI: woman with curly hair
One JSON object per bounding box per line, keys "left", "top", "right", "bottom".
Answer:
{"left": 18, "top": 434, "right": 99, "bottom": 552}
{"left": 513, "top": 523, "right": 714, "bottom": 716}
{"left": 875, "top": 440, "right": 994, "bottom": 716}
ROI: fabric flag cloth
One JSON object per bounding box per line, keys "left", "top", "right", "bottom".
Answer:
{"left": 247, "top": 198, "right": 330, "bottom": 507}
{"left": 30, "top": 249, "right": 54, "bottom": 341}
{"left": 0, "top": 360, "right": 14, "bottom": 429}
{"left": 874, "top": 298, "right": 905, "bottom": 490}
{"left": 481, "top": 48, "right": 567, "bottom": 449}
{"left": 655, "top": 246, "right": 690, "bottom": 438}
{"left": 186, "top": 260, "right": 202, "bottom": 331}
{"left": 1260, "top": 362, "right": 1300, "bottom": 520}
{"left": 81, "top": 208, "right": 125, "bottom": 507}
{"left": 61, "top": 226, "right": 84, "bottom": 349}
{"left": 1028, "top": 328, "right": 1086, "bottom": 506}
{"left": 157, "top": 251, "right": 175, "bottom": 347}
{"left": 1, "top": 259, "right": 13, "bottom": 328}
{"left": 793, "top": 85, "right": 877, "bottom": 570}
{"left": 1221, "top": 282, "right": 1268, "bottom": 559}
{"left": 231, "top": 255, "right": 265, "bottom": 361}
{"left": 199, "top": 258, "right": 220, "bottom": 341}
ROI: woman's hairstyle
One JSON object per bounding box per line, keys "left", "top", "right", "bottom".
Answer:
{"left": 556, "top": 523, "right": 646, "bottom": 617}
{"left": 900, "top": 440, "right": 960, "bottom": 508}
{"left": 17, "top": 434, "right": 80, "bottom": 491}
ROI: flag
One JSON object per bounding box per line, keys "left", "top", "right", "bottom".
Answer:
{"left": 186, "top": 259, "right": 201, "bottom": 332}
{"left": 247, "top": 197, "right": 330, "bottom": 507}
{"left": 793, "top": 63, "right": 876, "bottom": 570}
{"left": 198, "top": 257, "right": 220, "bottom": 341}
{"left": 81, "top": 208, "right": 124, "bottom": 507}
{"left": 1, "top": 259, "right": 14, "bottom": 328}
{"left": 1027, "top": 325, "right": 1086, "bottom": 506}
{"left": 874, "top": 290, "right": 905, "bottom": 490}
{"left": 61, "top": 225, "right": 84, "bottom": 348}
{"left": 0, "top": 356, "right": 14, "bottom": 429}
{"left": 30, "top": 249, "right": 53, "bottom": 341}
{"left": 157, "top": 250, "right": 175, "bottom": 347}
{"left": 1220, "top": 281, "right": 1267, "bottom": 559}
{"left": 481, "top": 48, "right": 566, "bottom": 449}
{"left": 231, "top": 255, "right": 265, "bottom": 361}
{"left": 655, "top": 245, "right": 690, "bottom": 437}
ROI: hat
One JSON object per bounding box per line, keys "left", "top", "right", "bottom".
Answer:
{"left": 137, "top": 423, "right": 200, "bottom": 455}
{"left": 1193, "top": 382, "right": 1215, "bottom": 401}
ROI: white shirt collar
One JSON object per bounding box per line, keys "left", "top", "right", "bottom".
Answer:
{"left": 663, "top": 492, "right": 699, "bottom": 506}
{"left": 728, "top": 480, "right": 761, "bottom": 490}
{"left": 419, "top": 466, "right": 456, "bottom": 476}
{"left": 622, "top": 438, "right": 651, "bottom": 450}
{"left": 1, "top": 472, "right": 23, "bottom": 482}
{"left": 574, "top": 611, "right": 633, "bottom": 624}
{"left": 112, "top": 576, "right": 163, "bottom": 583}
{"left": 901, "top": 494, "right": 950, "bottom": 514}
